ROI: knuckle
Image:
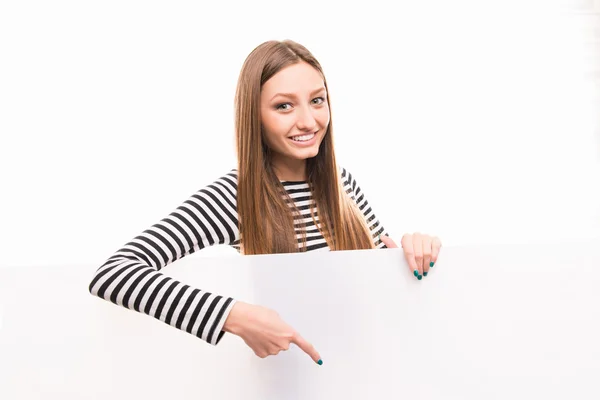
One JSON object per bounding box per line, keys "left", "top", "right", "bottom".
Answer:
{"left": 266, "top": 346, "right": 279, "bottom": 356}
{"left": 277, "top": 339, "right": 291, "bottom": 351}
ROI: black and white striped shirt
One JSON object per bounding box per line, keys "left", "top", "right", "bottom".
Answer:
{"left": 88, "top": 167, "right": 388, "bottom": 346}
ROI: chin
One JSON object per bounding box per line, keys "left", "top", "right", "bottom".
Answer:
{"left": 292, "top": 148, "right": 319, "bottom": 160}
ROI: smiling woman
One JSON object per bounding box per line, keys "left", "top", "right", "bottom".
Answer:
{"left": 234, "top": 41, "right": 384, "bottom": 257}
{"left": 88, "top": 39, "right": 442, "bottom": 366}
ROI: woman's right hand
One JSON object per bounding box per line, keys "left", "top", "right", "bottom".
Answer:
{"left": 223, "top": 301, "right": 322, "bottom": 364}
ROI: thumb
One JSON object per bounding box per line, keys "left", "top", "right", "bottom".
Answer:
{"left": 379, "top": 234, "right": 398, "bottom": 248}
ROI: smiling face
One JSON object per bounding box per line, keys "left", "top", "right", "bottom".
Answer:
{"left": 260, "top": 61, "right": 330, "bottom": 180}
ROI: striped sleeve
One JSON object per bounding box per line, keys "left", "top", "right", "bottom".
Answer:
{"left": 88, "top": 170, "right": 240, "bottom": 346}
{"left": 341, "top": 167, "right": 389, "bottom": 249}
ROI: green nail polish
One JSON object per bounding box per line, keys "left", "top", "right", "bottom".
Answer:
{"left": 417, "top": 275, "right": 422, "bottom": 280}
{"left": 430, "top": 262, "right": 434, "bottom": 268}
{"left": 413, "top": 270, "right": 418, "bottom": 277}
{"left": 317, "top": 359, "right": 323, "bottom": 365}
{"left": 423, "top": 271, "right": 428, "bottom": 277}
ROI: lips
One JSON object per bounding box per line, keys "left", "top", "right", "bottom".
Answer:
{"left": 290, "top": 133, "right": 315, "bottom": 142}
{"left": 289, "top": 130, "right": 319, "bottom": 140}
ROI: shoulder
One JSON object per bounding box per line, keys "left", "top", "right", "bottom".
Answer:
{"left": 196, "top": 168, "right": 238, "bottom": 199}
{"left": 338, "top": 165, "right": 359, "bottom": 193}
{"left": 224, "top": 168, "right": 238, "bottom": 182}
{"left": 212, "top": 168, "right": 238, "bottom": 187}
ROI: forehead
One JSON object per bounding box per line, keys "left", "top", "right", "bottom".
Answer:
{"left": 261, "top": 62, "right": 324, "bottom": 97}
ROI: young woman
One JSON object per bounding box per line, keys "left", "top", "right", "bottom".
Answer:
{"left": 88, "top": 39, "right": 442, "bottom": 366}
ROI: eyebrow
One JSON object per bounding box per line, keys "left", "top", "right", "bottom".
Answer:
{"left": 270, "top": 87, "right": 326, "bottom": 101}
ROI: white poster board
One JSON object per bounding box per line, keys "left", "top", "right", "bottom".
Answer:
{"left": 1, "top": 241, "right": 599, "bottom": 399}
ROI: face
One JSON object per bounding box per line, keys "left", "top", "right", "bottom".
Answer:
{"left": 260, "top": 61, "right": 330, "bottom": 168}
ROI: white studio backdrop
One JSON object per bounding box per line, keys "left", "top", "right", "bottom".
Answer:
{"left": 1, "top": 0, "right": 599, "bottom": 268}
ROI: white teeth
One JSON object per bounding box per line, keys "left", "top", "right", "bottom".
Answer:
{"left": 291, "top": 133, "right": 316, "bottom": 142}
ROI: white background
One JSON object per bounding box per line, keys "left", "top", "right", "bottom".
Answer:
{"left": 1, "top": 0, "right": 599, "bottom": 268}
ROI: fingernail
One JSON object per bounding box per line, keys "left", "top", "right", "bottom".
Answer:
{"left": 417, "top": 275, "right": 423, "bottom": 280}
{"left": 430, "top": 262, "right": 435, "bottom": 268}
{"left": 423, "top": 271, "right": 428, "bottom": 277}
{"left": 317, "top": 359, "right": 323, "bottom": 365}
{"left": 413, "top": 270, "right": 418, "bottom": 277}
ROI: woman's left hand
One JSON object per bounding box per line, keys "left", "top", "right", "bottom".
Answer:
{"left": 380, "top": 233, "right": 442, "bottom": 280}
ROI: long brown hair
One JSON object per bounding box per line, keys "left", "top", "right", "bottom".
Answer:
{"left": 235, "top": 40, "right": 374, "bottom": 255}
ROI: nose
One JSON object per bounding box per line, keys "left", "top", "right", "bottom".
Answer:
{"left": 295, "top": 104, "right": 317, "bottom": 132}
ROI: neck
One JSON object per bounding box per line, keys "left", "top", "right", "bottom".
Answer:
{"left": 271, "top": 156, "right": 307, "bottom": 181}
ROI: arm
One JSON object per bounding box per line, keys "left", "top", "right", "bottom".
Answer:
{"left": 88, "top": 170, "right": 240, "bottom": 345}
{"left": 340, "top": 167, "right": 389, "bottom": 249}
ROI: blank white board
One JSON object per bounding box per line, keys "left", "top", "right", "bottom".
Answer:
{"left": 1, "top": 241, "right": 599, "bottom": 399}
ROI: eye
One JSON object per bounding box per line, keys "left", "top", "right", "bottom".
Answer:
{"left": 275, "top": 96, "right": 326, "bottom": 111}
{"left": 276, "top": 103, "right": 292, "bottom": 111}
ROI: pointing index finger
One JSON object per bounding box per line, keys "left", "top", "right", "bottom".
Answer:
{"left": 291, "top": 332, "right": 322, "bottom": 365}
